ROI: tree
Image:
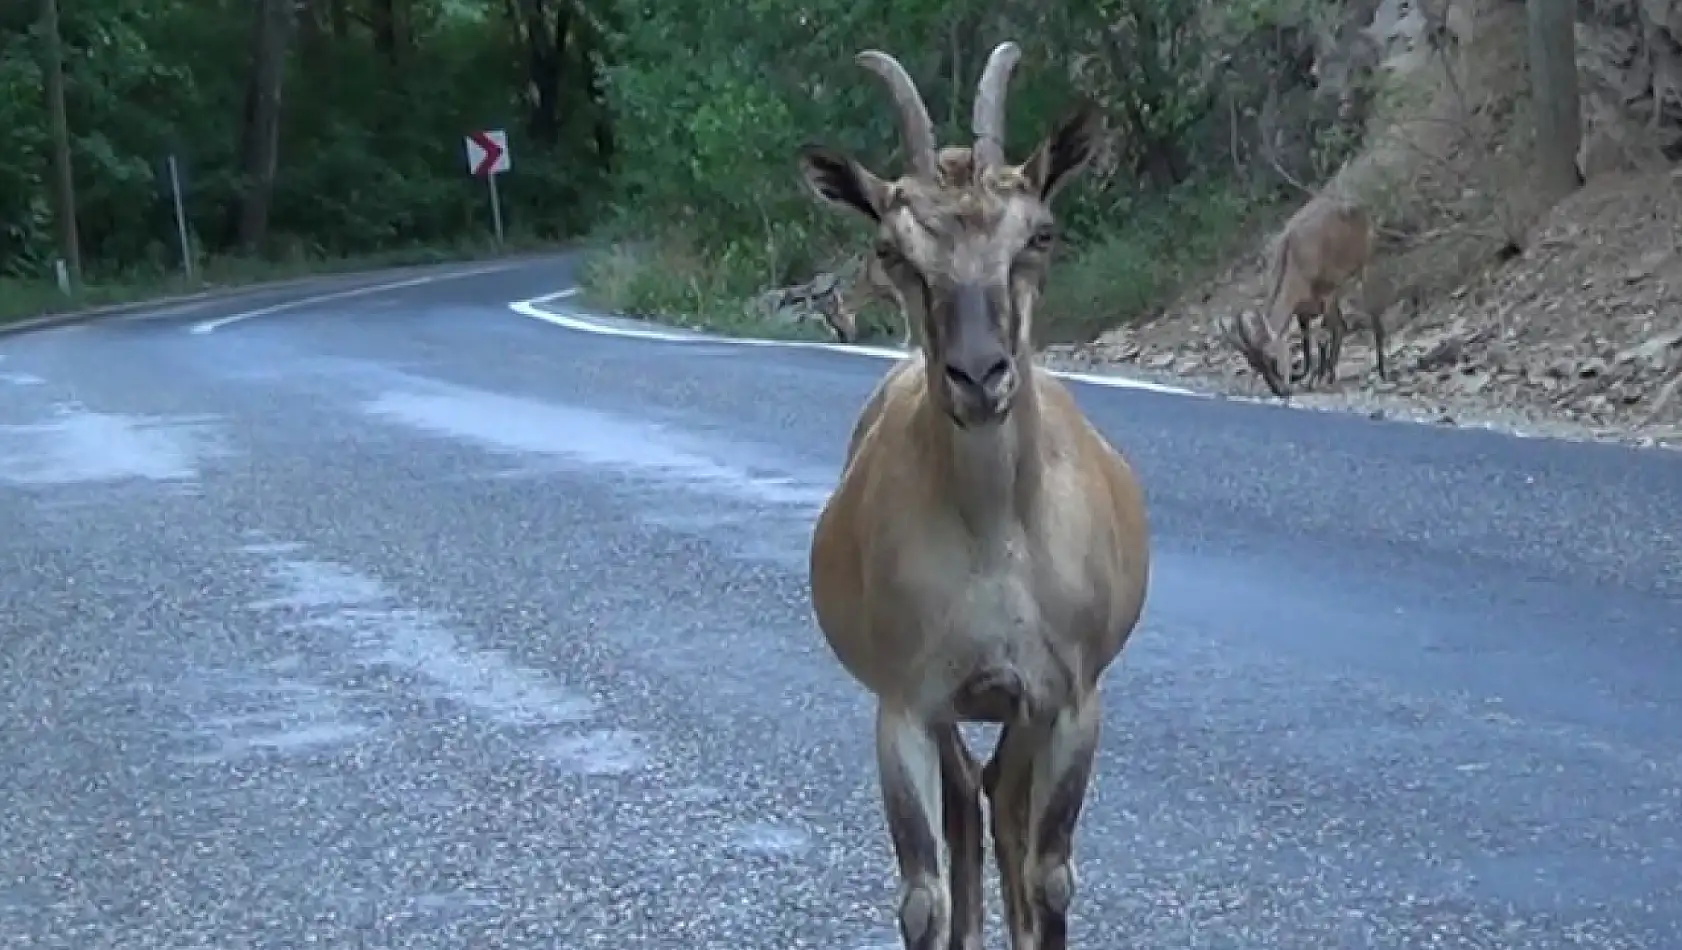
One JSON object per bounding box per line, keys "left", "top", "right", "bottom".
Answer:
{"left": 1527, "top": 0, "right": 1582, "bottom": 200}
{"left": 229, "top": 0, "right": 296, "bottom": 253}
{"left": 40, "top": 0, "right": 80, "bottom": 287}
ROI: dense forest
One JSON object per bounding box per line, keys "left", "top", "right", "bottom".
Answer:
{"left": 2, "top": 0, "right": 610, "bottom": 294}
{"left": 3, "top": 0, "right": 1587, "bottom": 343}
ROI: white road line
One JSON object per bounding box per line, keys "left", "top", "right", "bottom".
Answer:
{"left": 507, "top": 289, "right": 1201, "bottom": 397}
{"left": 189, "top": 262, "right": 523, "bottom": 335}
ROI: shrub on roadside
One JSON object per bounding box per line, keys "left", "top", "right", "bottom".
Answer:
{"left": 578, "top": 235, "right": 832, "bottom": 340}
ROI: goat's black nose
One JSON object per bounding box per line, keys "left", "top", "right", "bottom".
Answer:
{"left": 943, "top": 282, "right": 1011, "bottom": 395}
{"left": 944, "top": 357, "right": 1010, "bottom": 391}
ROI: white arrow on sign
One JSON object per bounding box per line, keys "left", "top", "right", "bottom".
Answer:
{"left": 464, "top": 129, "right": 511, "bottom": 177}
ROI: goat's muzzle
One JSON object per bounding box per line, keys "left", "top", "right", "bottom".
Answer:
{"left": 1223, "top": 310, "right": 1292, "bottom": 399}
{"left": 941, "top": 283, "right": 1018, "bottom": 426}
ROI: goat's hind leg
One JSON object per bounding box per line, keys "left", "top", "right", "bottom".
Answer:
{"left": 877, "top": 706, "right": 952, "bottom": 950}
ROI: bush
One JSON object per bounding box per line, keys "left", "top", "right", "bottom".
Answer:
{"left": 578, "top": 237, "right": 830, "bottom": 340}
{"left": 1038, "top": 180, "right": 1275, "bottom": 344}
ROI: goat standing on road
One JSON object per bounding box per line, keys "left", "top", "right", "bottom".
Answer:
{"left": 799, "top": 41, "right": 1152, "bottom": 950}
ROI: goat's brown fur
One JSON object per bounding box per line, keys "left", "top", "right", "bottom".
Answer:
{"left": 798, "top": 42, "right": 1150, "bottom": 950}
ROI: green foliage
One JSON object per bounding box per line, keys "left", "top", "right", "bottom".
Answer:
{"left": 587, "top": 0, "right": 1349, "bottom": 342}
{"left": 3, "top": 0, "right": 1354, "bottom": 339}
{"left": 0, "top": 0, "right": 608, "bottom": 310}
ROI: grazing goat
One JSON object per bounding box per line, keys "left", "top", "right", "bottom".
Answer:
{"left": 1225, "top": 194, "right": 1384, "bottom": 397}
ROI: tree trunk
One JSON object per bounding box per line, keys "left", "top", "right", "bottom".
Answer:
{"left": 516, "top": 0, "right": 569, "bottom": 147}
{"left": 40, "top": 0, "right": 80, "bottom": 286}
{"left": 371, "top": 0, "right": 402, "bottom": 63}
{"left": 329, "top": 0, "right": 348, "bottom": 40}
{"left": 584, "top": 36, "right": 615, "bottom": 168}
{"left": 231, "top": 0, "right": 295, "bottom": 255}
{"left": 1527, "top": 0, "right": 1583, "bottom": 200}
{"left": 297, "top": 0, "right": 324, "bottom": 64}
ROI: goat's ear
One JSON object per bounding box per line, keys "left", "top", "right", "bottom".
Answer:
{"left": 798, "top": 145, "right": 891, "bottom": 223}
{"left": 1022, "top": 104, "right": 1101, "bottom": 204}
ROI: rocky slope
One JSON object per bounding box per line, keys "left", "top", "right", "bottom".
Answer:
{"left": 1052, "top": 0, "right": 1682, "bottom": 450}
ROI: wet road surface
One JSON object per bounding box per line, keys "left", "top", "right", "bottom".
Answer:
{"left": 2, "top": 254, "right": 1680, "bottom": 948}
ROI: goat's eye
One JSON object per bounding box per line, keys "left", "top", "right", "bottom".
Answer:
{"left": 874, "top": 241, "right": 905, "bottom": 266}
{"left": 1028, "top": 225, "right": 1057, "bottom": 251}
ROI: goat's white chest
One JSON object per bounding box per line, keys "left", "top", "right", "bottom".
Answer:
{"left": 923, "top": 533, "right": 1049, "bottom": 652}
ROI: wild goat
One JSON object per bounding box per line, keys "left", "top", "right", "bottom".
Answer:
{"left": 799, "top": 41, "right": 1151, "bottom": 950}
{"left": 1224, "top": 194, "right": 1385, "bottom": 398}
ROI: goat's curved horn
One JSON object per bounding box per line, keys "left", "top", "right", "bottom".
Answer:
{"left": 1227, "top": 311, "right": 1292, "bottom": 398}
{"left": 855, "top": 50, "right": 938, "bottom": 180}
{"left": 972, "top": 41, "right": 1022, "bottom": 170}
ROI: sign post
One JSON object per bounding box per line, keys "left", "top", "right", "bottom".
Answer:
{"left": 463, "top": 129, "right": 511, "bottom": 246}
{"left": 166, "top": 154, "right": 194, "bottom": 282}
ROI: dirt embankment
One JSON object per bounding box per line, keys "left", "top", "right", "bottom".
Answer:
{"left": 1048, "top": 0, "right": 1682, "bottom": 450}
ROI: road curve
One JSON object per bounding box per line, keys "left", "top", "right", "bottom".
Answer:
{"left": 1, "top": 253, "right": 1678, "bottom": 949}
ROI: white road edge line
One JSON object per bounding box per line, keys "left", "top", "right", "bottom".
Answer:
{"left": 189, "top": 262, "right": 524, "bottom": 335}
{"left": 507, "top": 288, "right": 1202, "bottom": 398}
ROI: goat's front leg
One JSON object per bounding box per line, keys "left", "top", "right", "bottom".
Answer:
{"left": 878, "top": 705, "right": 951, "bottom": 950}
{"left": 1309, "top": 324, "right": 1332, "bottom": 387}
{"left": 937, "top": 723, "right": 984, "bottom": 950}
{"left": 1316, "top": 299, "right": 1346, "bottom": 387}
{"left": 990, "top": 694, "right": 1103, "bottom": 950}
{"left": 1291, "top": 312, "right": 1315, "bottom": 383}
{"left": 1305, "top": 295, "right": 1345, "bottom": 385}
{"left": 1027, "top": 693, "right": 1101, "bottom": 950}
{"left": 984, "top": 723, "right": 1033, "bottom": 950}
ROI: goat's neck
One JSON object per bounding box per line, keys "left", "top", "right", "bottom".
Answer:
{"left": 924, "top": 357, "right": 1045, "bottom": 539}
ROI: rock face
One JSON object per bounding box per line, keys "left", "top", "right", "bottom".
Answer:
{"left": 1310, "top": 0, "right": 1682, "bottom": 176}
{"left": 1574, "top": 0, "right": 1682, "bottom": 173}
{"left": 1339, "top": 0, "right": 1682, "bottom": 145}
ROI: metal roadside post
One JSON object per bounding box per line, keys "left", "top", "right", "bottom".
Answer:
{"left": 166, "top": 154, "right": 194, "bottom": 283}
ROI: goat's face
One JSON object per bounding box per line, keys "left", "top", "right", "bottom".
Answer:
{"left": 797, "top": 44, "right": 1099, "bottom": 429}
{"left": 818, "top": 287, "right": 858, "bottom": 343}
{"left": 1224, "top": 308, "right": 1295, "bottom": 398}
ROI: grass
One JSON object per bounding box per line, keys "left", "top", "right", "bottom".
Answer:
{"left": 0, "top": 231, "right": 570, "bottom": 327}
{"left": 579, "top": 179, "right": 1282, "bottom": 348}
{"left": 577, "top": 237, "right": 835, "bottom": 342}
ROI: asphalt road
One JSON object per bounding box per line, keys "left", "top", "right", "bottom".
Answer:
{"left": 2, "top": 253, "right": 1679, "bottom": 949}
